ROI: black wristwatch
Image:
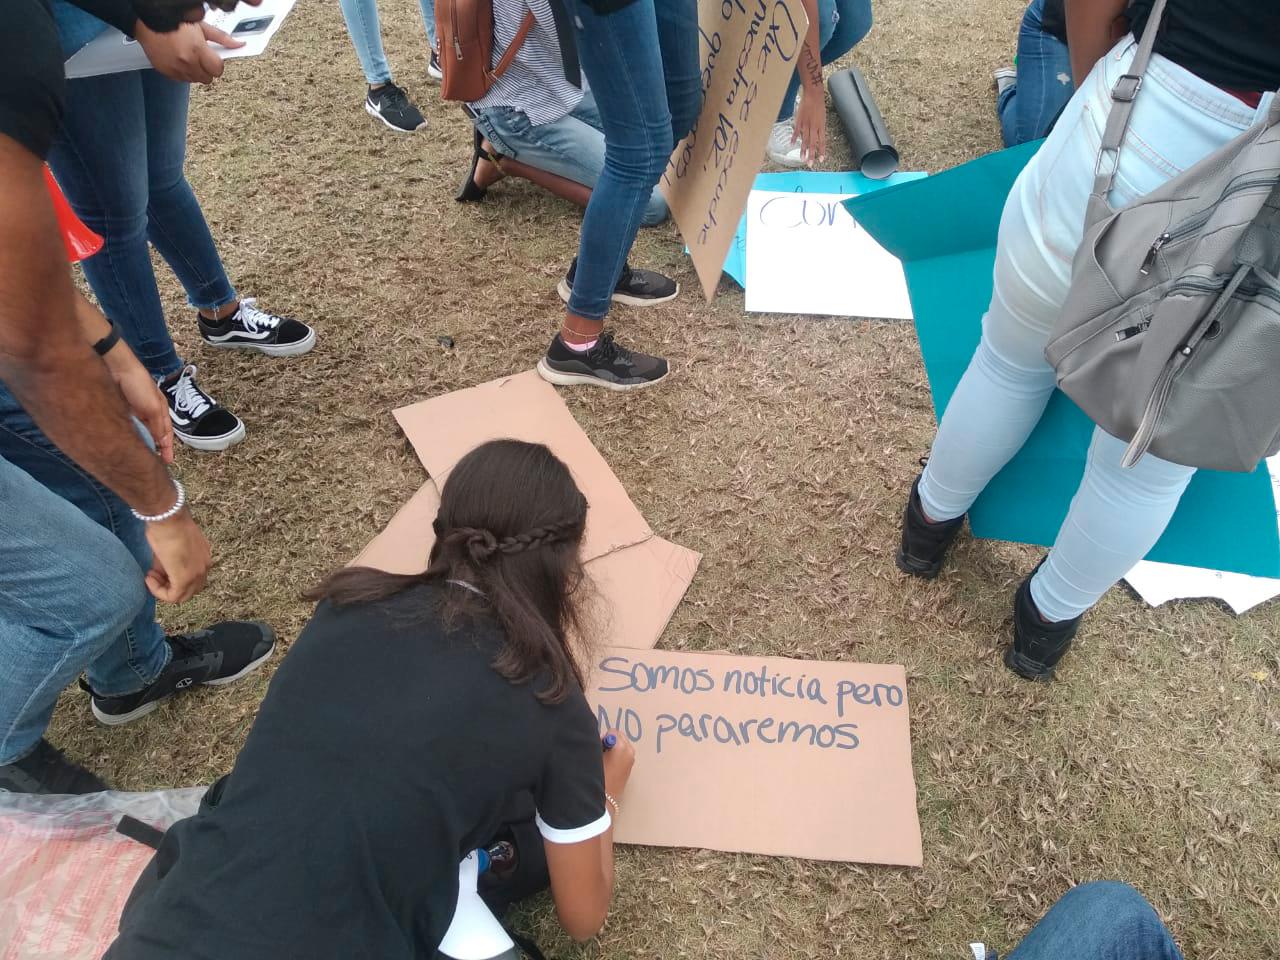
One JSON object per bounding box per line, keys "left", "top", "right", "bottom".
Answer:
{"left": 93, "top": 321, "right": 122, "bottom": 357}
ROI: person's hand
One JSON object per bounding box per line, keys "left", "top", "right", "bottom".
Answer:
{"left": 602, "top": 732, "right": 636, "bottom": 800}
{"left": 102, "top": 341, "right": 175, "bottom": 465}
{"left": 144, "top": 509, "right": 212, "bottom": 603}
{"left": 134, "top": 20, "right": 243, "bottom": 84}
{"left": 793, "top": 87, "right": 827, "bottom": 168}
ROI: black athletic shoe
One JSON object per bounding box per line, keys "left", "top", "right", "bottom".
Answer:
{"left": 1004, "top": 567, "right": 1083, "bottom": 681}
{"left": 895, "top": 474, "right": 965, "bottom": 579}
{"left": 427, "top": 49, "right": 443, "bottom": 82}
{"left": 84, "top": 622, "right": 276, "bottom": 726}
{"left": 198, "top": 298, "right": 316, "bottom": 358}
{"left": 0, "top": 739, "right": 107, "bottom": 794}
{"left": 365, "top": 82, "right": 426, "bottom": 132}
{"left": 537, "top": 332, "right": 669, "bottom": 391}
{"left": 557, "top": 258, "right": 679, "bottom": 308}
{"left": 160, "top": 364, "right": 245, "bottom": 452}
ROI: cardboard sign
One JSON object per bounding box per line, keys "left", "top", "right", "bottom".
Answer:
{"left": 353, "top": 480, "right": 698, "bottom": 651}
{"left": 661, "top": 0, "right": 810, "bottom": 299}
{"left": 394, "top": 372, "right": 652, "bottom": 562}
{"left": 590, "top": 647, "right": 922, "bottom": 866}
{"left": 844, "top": 144, "right": 1280, "bottom": 577}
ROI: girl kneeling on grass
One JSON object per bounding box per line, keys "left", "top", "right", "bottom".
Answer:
{"left": 106, "top": 439, "right": 635, "bottom": 960}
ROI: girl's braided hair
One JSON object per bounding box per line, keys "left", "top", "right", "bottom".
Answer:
{"left": 309, "top": 440, "right": 591, "bottom": 704}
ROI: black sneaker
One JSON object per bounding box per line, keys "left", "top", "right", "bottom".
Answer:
{"left": 557, "top": 259, "right": 679, "bottom": 308}
{"left": 537, "top": 332, "right": 669, "bottom": 391}
{"left": 198, "top": 298, "right": 316, "bottom": 358}
{"left": 84, "top": 622, "right": 276, "bottom": 726}
{"left": 1004, "top": 566, "right": 1083, "bottom": 681}
{"left": 364, "top": 82, "right": 426, "bottom": 133}
{"left": 160, "top": 364, "right": 245, "bottom": 452}
{"left": 427, "top": 48, "right": 443, "bottom": 82}
{"left": 0, "top": 739, "right": 107, "bottom": 794}
{"left": 895, "top": 473, "right": 965, "bottom": 579}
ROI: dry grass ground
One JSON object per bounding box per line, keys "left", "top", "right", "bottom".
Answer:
{"left": 48, "top": 0, "right": 1279, "bottom": 956}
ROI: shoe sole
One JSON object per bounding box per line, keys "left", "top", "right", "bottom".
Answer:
{"left": 894, "top": 549, "right": 943, "bottom": 580}
{"left": 536, "top": 357, "right": 669, "bottom": 392}
{"left": 768, "top": 151, "right": 807, "bottom": 169}
{"left": 202, "top": 327, "right": 317, "bottom": 358}
{"left": 364, "top": 101, "right": 426, "bottom": 133}
{"left": 427, "top": 67, "right": 443, "bottom": 82}
{"left": 556, "top": 278, "right": 680, "bottom": 309}
{"left": 174, "top": 421, "right": 246, "bottom": 452}
{"left": 1003, "top": 645, "right": 1055, "bottom": 682}
{"left": 91, "top": 630, "right": 277, "bottom": 727}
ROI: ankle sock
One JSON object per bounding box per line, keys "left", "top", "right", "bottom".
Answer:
{"left": 563, "top": 337, "right": 597, "bottom": 353}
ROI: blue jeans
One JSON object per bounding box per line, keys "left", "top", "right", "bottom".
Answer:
{"left": 777, "top": 0, "right": 873, "bottom": 122}
{"left": 997, "top": 0, "right": 1073, "bottom": 147}
{"left": 46, "top": 71, "right": 237, "bottom": 381}
{"left": 474, "top": 92, "right": 669, "bottom": 227}
{"left": 339, "top": 0, "right": 437, "bottom": 85}
{"left": 918, "top": 40, "right": 1270, "bottom": 621}
{"left": 1007, "top": 883, "right": 1182, "bottom": 960}
{"left": 568, "top": 0, "right": 701, "bottom": 322}
{"left": 0, "top": 388, "right": 169, "bottom": 765}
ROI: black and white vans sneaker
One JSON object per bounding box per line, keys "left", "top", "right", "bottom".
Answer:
{"left": 365, "top": 82, "right": 427, "bottom": 132}
{"left": 428, "top": 49, "right": 443, "bottom": 82}
{"left": 537, "top": 332, "right": 669, "bottom": 391}
{"left": 160, "top": 365, "right": 246, "bottom": 452}
{"left": 557, "top": 258, "right": 679, "bottom": 308}
{"left": 0, "top": 739, "right": 107, "bottom": 794}
{"left": 83, "top": 622, "right": 276, "bottom": 726}
{"left": 198, "top": 298, "right": 315, "bottom": 357}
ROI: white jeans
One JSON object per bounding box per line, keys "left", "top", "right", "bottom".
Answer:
{"left": 918, "top": 38, "right": 1271, "bottom": 622}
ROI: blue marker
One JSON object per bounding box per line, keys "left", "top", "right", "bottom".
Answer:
{"left": 602, "top": 733, "right": 617, "bottom": 751}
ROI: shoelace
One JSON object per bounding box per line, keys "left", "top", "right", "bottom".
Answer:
{"left": 167, "top": 630, "right": 212, "bottom": 662}
{"left": 379, "top": 83, "right": 411, "bottom": 111}
{"left": 590, "top": 331, "right": 629, "bottom": 363}
{"left": 236, "top": 298, "right": 283, "bottom": 334}
{"left": 167, "top": 365, "right": 213, "bottom": 419}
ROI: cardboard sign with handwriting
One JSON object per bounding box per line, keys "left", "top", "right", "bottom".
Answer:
{"left": 661, "top": 0, "right": 810, "bottom": 299}
{"left": 590, "top": 647, "right": 922, "bottom": 865}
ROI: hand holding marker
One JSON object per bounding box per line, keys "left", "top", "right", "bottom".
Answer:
{"left": 600, "top": 730, "right": 635, "bottom": 817}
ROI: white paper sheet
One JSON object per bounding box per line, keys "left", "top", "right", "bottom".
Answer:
{"left": 743, "top": 190, "right": 913, "bottom": 320}
{"left": 1124, "top": 456, "right": 1280, "bottom": 614}
{"left": 65, "top": 0, "right": 296, "bottom": 79}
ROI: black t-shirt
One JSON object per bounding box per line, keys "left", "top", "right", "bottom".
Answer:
{"left": 107, "top": 582, "right": 609, "bottom": 960}
{"left": 1128, "top": 0, "right": 1280, "bottom": 92}
{"left": 1, "top": 0, "right": 64, "bottom": 159}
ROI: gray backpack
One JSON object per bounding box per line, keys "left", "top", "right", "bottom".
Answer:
{"left": 1045, "top": 0, "right": 1280, "bottom": 473}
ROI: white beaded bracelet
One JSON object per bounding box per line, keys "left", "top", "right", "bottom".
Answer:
{"left": 604, "top": 792, "right": 621, "bottom": 817}
{"left": 131, "top": 478, "right": 186, "bottom": 523}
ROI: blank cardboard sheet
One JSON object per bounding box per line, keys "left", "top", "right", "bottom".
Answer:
{"left": 589, "top": 647, "right": 922, "bottom": 866}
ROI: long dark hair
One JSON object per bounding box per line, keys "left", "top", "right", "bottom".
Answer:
{"left": 308, "top": 440, "right": 590, "bottom": 703}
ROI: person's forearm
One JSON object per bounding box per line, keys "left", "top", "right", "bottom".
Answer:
{"left": 3, "top": 347, "right": 178, "bottom": 517}
{"left": 0, "top": 139, "right": 177, "bottom": 517}
{"left": 1065, "top": 0, "right": 1127, "bottom": 88}
{"left": 598, "top": 825, "right": 616, "bottom": 900}
{"left": 798, "top": 0, "right": 823, "bottom": 92}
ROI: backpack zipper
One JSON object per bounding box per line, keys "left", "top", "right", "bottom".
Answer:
{"left": 1138, "top": 176, "right": 1280, "bottom": 276}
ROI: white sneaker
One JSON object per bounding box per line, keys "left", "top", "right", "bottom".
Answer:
{"left": 993, "top": 66, "right": 1017, "bottom": 96}
{"left": 767, "top": 118, "right": 805, "bottom": 168}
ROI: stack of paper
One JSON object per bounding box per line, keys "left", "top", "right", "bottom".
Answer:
{"left": 353, "top": 372, "right": 701, "bottom": 650}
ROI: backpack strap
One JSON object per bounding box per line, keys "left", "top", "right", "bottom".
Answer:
{"left": 491, "top": 10, "right": 537, "bottom": 83}
{"left": 1086, "top": 0, "right": 1169, "bottom": 227}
